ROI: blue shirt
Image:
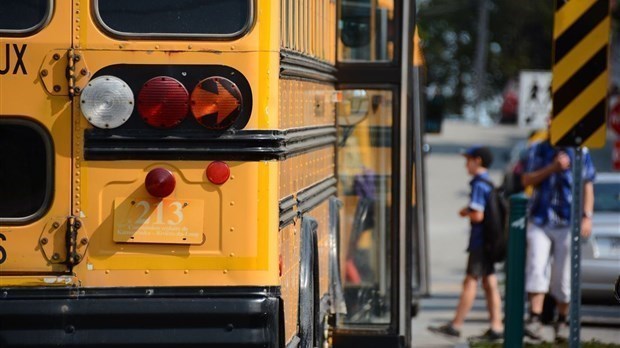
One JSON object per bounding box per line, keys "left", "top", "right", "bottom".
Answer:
{"left": 525, "top": 141, "right": 596, "bottom": 227}
{"left": 468, "top": 172, "right": 492, "bottom": 251}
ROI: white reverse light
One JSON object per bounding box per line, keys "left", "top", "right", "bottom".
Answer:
{"left": 80, "top": 76, "right": 134, "bottom": 129}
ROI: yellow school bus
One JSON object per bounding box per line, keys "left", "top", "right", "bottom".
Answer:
{"left": 0, "top": 1, "right": 427, "bottom": 347}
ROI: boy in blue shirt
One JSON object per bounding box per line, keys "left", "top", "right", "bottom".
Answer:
{"left": 428, "top": 146, "right": 503, "bottom": 342}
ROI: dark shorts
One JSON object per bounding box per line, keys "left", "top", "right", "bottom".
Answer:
{"left": 466, "top": 249, "right": 495, "bottom": 277}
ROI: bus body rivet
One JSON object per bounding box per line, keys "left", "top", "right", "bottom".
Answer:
{"left": 53, "top": 53, "right": 60, "bottom": 60}
{"left": 53, "top": 85, "right": 61, "bottom": 92}
{"left": 40, "top": 237, "right": 49, "bottom": 245}
{"left": 41, "top": 69, "right": 48, "bottom": 77}
{"left": 80, "top": 238, "right": 88, "bottom": 245}
{"left": 80, "top": 68, "right": 88, "bottom": 76}
{"left": 52, "top": 222, "right": 60, "bottom": 229}
{"left": 52, "top": 253, "right": 60, "bottom": 260}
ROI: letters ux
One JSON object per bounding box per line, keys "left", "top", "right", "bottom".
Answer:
{"left": 1, "top": 44, "right": 27, "bottom": 75}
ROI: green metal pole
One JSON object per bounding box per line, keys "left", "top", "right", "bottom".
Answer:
{"left": 503, "top": 193, "right": 528, "bottom": 348}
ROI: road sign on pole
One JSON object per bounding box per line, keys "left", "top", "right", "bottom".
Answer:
{"left": 518, "top": 71, "right": 552, "bottom": 129}
{"left": 550, "top": 0, "right": 611, "bottom": 149}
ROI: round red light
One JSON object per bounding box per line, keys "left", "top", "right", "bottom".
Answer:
{"left": 145, "top": 168, "right": 176, "bottom": 198}
{"left": 191, "top": 77, "right": 242, "bottom": 130}
{"left": 137, "top": 76, "right": 189, "bottom": 129}
{"left": 206, "top": 161, "right": 230, "bottom": 185}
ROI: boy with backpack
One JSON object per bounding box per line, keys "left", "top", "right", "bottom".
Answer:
{"left": 428, "top": 146, "right": 504, "bottom": 342}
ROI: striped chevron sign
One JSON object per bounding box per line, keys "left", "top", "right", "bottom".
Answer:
{"left": 550, "top": 0, "right": 611, "bottom": 148}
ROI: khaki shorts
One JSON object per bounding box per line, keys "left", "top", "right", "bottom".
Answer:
{"left": 525, "top": 223, "right": 571, "bottom": 303}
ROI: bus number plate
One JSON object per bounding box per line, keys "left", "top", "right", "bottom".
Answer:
{"left": 113, "top": 198, "right": 204, "bottom": 244}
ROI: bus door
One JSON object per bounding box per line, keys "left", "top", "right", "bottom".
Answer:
{"left": 0, "top": 1, "right": 74, "bottom": 279}
{"left": 333, "top": 0, "right": 418, "bottom": 346}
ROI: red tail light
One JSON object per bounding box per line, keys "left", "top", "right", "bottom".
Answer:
{"left": 145, "top": 168, "right": 176, "bottom": 198}
{"left": 206, "top": 161, "right": 230, "bottom": 185}
{"left": 191, "top": 77, "right": 242, "bottom": 130}
{"left": 137, "top": 76, "right": 189, "bottom": 129}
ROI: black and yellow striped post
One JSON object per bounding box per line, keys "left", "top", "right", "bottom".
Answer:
{"left": 551, "top": 0, "right": 611, "bottom": 148}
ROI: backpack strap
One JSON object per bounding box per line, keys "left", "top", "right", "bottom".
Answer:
{"left": 476, "top": 177, "right": 495, "bottom": 189}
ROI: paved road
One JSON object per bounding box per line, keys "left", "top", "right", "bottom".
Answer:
{"left": 411, "top": 119, "right": 620, "bottom": 347}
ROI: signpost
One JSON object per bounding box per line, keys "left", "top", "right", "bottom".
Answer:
{"left": 551, "top": 1, "right": 611, "bottom": 346}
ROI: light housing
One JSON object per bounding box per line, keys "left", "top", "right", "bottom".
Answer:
{"left": 145, "top": 168, "right": 176, "bottom": 198}
{"left": 137, "top": 76, "right": 189, "bottom": 129}
{"left": 191, "top": 76, "right": 243, "bottom": 130}
{"left": 80, "top": 76, "right": 134, "bottom": 129}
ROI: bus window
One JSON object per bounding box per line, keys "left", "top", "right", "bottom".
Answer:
{"left": 0, "top": 0, "right": 51, "bottom": 35}
{"left": 339, "top": 0, "right": 394, "bottom": 62}
{"left": 0, "top": 120, "right": 52, "bottom": 223}
{"left": 338, "top": 89, "right": 394, "bottom": 325}
{"left": 95, "top": 0, "right": 252, "bottom": 38}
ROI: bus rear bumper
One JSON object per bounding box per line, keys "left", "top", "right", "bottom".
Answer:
{"left": 0, "top": 286, "right": 282, "bottom": 347}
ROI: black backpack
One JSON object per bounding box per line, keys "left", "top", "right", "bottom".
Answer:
{"left": 479, "top": 178, "right": 509, "bottom": 263}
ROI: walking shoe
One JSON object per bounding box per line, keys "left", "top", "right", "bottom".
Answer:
{"left": 467, "top": 328, "right": 503, "bottom": 343}
{"left": 427, "top": 323, "right": 461, "bottom": 339}
{"left": 554, "top": 320, "right": 569, "bottom": 343}
{"left": 524, "top": 317, "right": 543, "bottom": 340}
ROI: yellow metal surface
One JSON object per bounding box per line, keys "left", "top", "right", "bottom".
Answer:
{"left": 0, "top": 2, "right": 72, "bottom": 275}
{"left": 73, "top": 160, "right": 278, "bottom": 287}
{"left": 550, "top": 0, "right": 610, "bottom": 148}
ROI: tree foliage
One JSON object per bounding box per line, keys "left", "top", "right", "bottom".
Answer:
{"left": 418, "top": 0, "right": 554, "bottom": 113}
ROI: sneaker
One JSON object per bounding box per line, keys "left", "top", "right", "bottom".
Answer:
{"left": 524, "top": 317, "right": 543, "bottom": 340}
{"left": 427, "top": 323, "right": 461, "bottom": 339}
{"left": 467, "top": 328, "right": 503, "bottom": 343}
{"left": 554, "top": 320, "right": 569, "bottom": 343}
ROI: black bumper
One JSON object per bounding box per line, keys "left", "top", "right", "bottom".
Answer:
{"left": 0, "top": 286, "right": 281, "bottom": 347}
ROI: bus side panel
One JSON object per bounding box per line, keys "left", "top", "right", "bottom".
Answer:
{"left": 279, "top": 79, "right": 335, "bottom": 129}
{"left": 279, "top": 148, "right": 335, "bottom": 199}
{"left": 279, "top": 200, "right": 331, "bottom": 346}
{"left": 279, "top": 223, "right": 300, "bottom": 344}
